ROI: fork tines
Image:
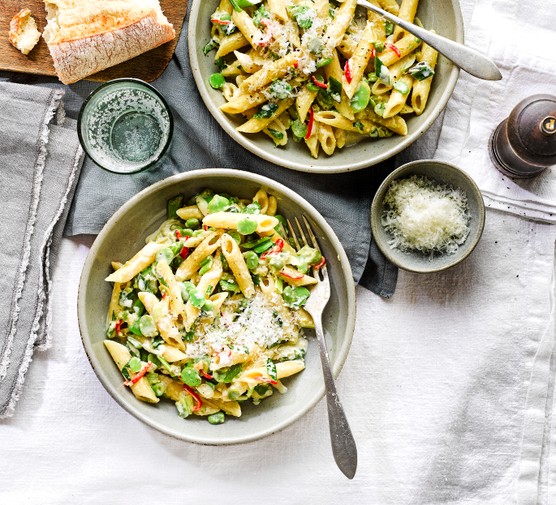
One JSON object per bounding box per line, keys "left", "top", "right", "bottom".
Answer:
{"left": 286, "top": 216, "right": 321, "bottom": 252}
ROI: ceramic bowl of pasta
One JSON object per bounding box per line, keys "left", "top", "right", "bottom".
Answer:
{"left": 370, "top": 159, "right": 485, "bottom": 273}
{"left": 78, "top": 168, "right": 356, "bottom": 444}
{"left": 188, "top": 0, "right": 463, "bottom": 172}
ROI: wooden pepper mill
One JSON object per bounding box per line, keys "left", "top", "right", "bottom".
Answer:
{"left": 489, "top": 94, "right": 556, "bottom": 178}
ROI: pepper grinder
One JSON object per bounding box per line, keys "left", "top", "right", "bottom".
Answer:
{"left": 489, "top": 94, "right": 556, "bottom": 178}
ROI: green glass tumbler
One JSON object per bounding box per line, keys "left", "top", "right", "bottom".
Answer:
{"left": 78, "top": 78, "right": 173, "bottom": 174}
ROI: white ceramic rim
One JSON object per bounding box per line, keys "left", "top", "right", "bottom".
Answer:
{"left": 78, "top": 168, "right": 356, "bottom": 445}
{"left": 188, "top": 1, "right": 464, "bottom": 173}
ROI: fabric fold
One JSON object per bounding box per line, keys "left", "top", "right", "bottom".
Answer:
{"left": 59, "top": 1, "right": 398, "bottom": 298}
{"left": 0, "top": 83, "right": 84, "bottom": 418}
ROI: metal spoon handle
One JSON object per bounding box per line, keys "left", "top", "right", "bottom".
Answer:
{"left": 314, "top": 317, "right": 358, "bottom": 479}
{"left": 357, "top": 0, "right": 502, "bottom": 81}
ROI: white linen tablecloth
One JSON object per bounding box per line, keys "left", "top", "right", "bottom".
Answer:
{"left": 1, "top": 0, "right": 555, "bottom": 502}
{"left": 0, "top": 211, "right": 554, "bottom": 504}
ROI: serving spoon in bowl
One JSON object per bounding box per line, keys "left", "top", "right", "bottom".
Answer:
{"left": 357, "top": 0, "right": 503, "bottom": 81}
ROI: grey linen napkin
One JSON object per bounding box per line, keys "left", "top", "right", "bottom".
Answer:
{"left": 2, "top": 2, "right": 398, "bottom": 297}
{"left": 63, "top": 6, "right": 398, "bottom": 296}
{"left": 0, "top": 82, "right": 84, "bottom": 418}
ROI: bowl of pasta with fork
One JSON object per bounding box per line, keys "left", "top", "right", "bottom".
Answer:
{"left": 189, "top": 0, "right": 463, "bottom": 172}
{"left": 78, "top": 168, "right": 356, "bottom": 444}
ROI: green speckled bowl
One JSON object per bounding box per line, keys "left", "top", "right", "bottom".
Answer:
{"left": 78, "top": 168, "right": 356, "bottom": 445}
{"left": 370, "top": 160, "right": 485, "bottom": 273}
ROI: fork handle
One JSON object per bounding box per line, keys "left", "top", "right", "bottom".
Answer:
{"left": 357, "top": 0, "right": 502, "bottom": 81}
{"left": 314, "top": 317, "right": 358, "bottom": 479}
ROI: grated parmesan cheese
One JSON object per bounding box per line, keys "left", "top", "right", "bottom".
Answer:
{"left": 381, "top": 175, "right": 471, "bottom": 255}
{"left": 185, "top": 290, "right": 300, "bottom": 368}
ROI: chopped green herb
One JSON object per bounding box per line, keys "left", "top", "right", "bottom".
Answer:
{"left": 373, "top": 41, "right": 385, "bottom": 53}
{"left": 266, "top": 358, "right": 278, "bottom": 381}
{"left": 253, "top": 103, "right": 279, "bottom": 119}
{"left": 219, "top": 278, "right": 241, "bottom": 293}
{"left": 199, "top": 256, "right": 213, "bottom": 276}
{"left": 290, "top": 5, "right": 314, "bottom": 29}
{"left": 167, "top": 194, "right": 183, "bottom": 219}
{"left": 407, "top": 61, "right": 435, "bottom": 80}
{"left": 203, "top": 39, "right": 219, "bottom": 55}
{"left": 146, "top": 372, "right": 166, "bottom": 396}
{"left": 185, "top": 218, "right": 201, "bottom": 229}
{"left": 267, "top": 128, "right": 284, "bottom": 143}
{"left": 253, "top": 4, "right": 270, "bottom": 27}
{"left": 183, "top": 330, "right": 195, "bottom": 342}
{"left": 385, "top": 20, "right": 394, "bottom": 36}
{"left": 375, "top": 56, "right": 391, "bottom": 86}
{"left": 269, "top": 80, "right": 293, "bottom": 100}
{"left": 213, "top": 363, "right": 243, "bottom": 383}
{"left": 353, "top": 120, "right": 365, "bottom": 131}
{"left": 152, "top": 336, "right": 164, "bottom": 348}
{"left": 215, "top": 58, "right": 225, "bottom": 71}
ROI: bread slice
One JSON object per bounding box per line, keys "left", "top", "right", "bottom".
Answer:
{"left": 9, "top": 9, "right": 41, "bottom": 55}
{"left": 42, "top": 0, "right": 176, "bottom": 84}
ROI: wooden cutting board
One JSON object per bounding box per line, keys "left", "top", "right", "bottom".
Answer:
{"left": 0, "top": 0, "right": 188, "bottom": 82}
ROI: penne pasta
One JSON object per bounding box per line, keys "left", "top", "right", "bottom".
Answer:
{"left": 103, "top": 188, "right": 327, "bottom": 423}
{"left": 175, "top": 232, "right": 221, "bottom": 281}
{"left": 103, "top": 340, "right": 159, "bottom": 404}
{"left": 342, "top": 22, "right": 377, "bottom": 99}
{"left": 105, "top": 242, "right": 165, "bottom": 283}
{"left": 392, "top": 0, "right": 420, "bottom": 42}
{"left": 215, "top": 31, "right": 249, "bottom": 58}
{"left": 203, "top": 0, "right": 436, "bottom": 158}
{"left": 383, "top": 74, "right": 414, "bottom": 118}
{"left": 138, "top": 291, "right": 185, "bottom": 351}
{"left": 411, "top": 39, "right": 439, "bottom": 115}
{"left": 221, "top": 233, "right": 255, "bottom": 298}
{"left": 202, "top": 211, "right": 279, "bottom": 235}
{"left": 236, "top": 98, "right": 294, "bottom": 134}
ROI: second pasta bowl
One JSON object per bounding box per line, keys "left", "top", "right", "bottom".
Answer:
{"left": 78, "top": 168, "right": 356, "bottom": 445}
{"left": 188, "top": 0, "right": 463, "bottom": 173}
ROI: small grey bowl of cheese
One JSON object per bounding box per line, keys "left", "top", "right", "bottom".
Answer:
{"left": 371, "top": 160, "right": 485, "bottom": 274}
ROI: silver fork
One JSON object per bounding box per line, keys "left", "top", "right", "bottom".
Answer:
{"left": 287, "top": 217, "right": 358, "bottom": 479}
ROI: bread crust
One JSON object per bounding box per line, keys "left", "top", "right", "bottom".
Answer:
{"left": 46, "top": 12, "right": 175, "bottom": 84}
{"left": 9, "top": 8, "right": 41, "bottom": 55}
